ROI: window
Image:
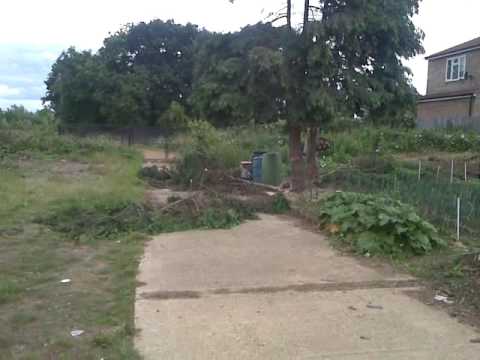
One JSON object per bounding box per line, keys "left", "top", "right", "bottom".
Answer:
{"left": 446, "top": 55, "right": 466, "bottom": 81}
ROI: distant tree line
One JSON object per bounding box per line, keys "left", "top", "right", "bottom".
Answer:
{"left": 44, "top": 17, "right": 418, "bottom": 130}
{"left": 0, "top": 105, "right": 54, "bottom": 125}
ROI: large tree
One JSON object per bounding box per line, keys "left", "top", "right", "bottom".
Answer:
{"left": 229, "top": 0, "right": 424, "bottom": 191}
{"left": 190, "top": 23, "right": 287, "bottom": 126}
{"left": 44, "top": 20, "right": 199, "bottom": 126}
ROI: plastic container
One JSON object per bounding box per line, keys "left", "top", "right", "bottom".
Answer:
{"left": 261, "top": 152, "right": 282, "bottom": 186}
{"left": 252, "top": 155, "right": 264, "bottom": 183}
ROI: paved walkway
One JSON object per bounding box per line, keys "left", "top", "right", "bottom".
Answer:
{"left": 135, "top": 215, "right": 479, "bottom": 359}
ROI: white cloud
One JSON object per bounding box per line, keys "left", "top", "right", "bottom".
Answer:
{"left": 0, "top": 84, "right": 21, "bottom": 97}
{"left": 0, "top": 99, "right": 42, "bottom": 111}
{"left": 0, "top": 0, "right": 479, "bottom": 108}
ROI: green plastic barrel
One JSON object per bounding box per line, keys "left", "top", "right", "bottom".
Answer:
{"left": 261, "top": 152, "right": 282, "bottom": 186}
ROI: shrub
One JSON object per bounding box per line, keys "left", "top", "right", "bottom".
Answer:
{"left": 271, "top": 193, "right": 290, "bottom": 214}
{"left": 316, "top": 192, "right": 445, "bottom": 257}
{"left": 175, "top": 121, "right": 250, "bottom": 185}
{"left": 0, "top": 122, "right": 114, "bottom": 159}
{"left": 325, "top": 127, "right": 480, "bottom": 164}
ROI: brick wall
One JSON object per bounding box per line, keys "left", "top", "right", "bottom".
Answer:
{"left": 426, "top": 49, "right": 480, "bottom": 95}
{"left": 417, "top": 98, "right": 480, "bottom": 130}
{"left": 418, "top": 98, "right": 471, "bottom": 120}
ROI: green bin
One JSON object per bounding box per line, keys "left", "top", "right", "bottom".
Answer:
{"left": 261, "top": 152, "right": 282, "bottom": 186}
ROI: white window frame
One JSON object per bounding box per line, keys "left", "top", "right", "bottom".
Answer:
{"left": 446, "top": 55, "right": 466, "bottom": 82}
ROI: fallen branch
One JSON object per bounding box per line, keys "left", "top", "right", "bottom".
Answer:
{"left": 158, "top": 193, "right": 200, "bottom": 214}
{"left": 227, "top": 176, "right": 280, "bottom": 192}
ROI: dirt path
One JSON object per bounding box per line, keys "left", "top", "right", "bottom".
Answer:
{"left": 134, "top": 214, "right": 479, "bottom": 359}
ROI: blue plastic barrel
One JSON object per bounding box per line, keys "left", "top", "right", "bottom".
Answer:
{"left": 252, "top": 155, "right": 264, "bottom": 183}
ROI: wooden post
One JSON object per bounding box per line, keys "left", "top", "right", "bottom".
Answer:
{"left": 450, "top": 160, "right": 454, "bottom": 184}
{"left": 456, "top": 196, "right": 461, "bottom": 242}
{"left": 418, "top": 160, "right": 422, "bottom": 181}
{"left": 464, "top": 162, "right": 468, "bottom": 182}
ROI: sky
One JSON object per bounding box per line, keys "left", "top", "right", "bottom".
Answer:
{"left": 0, "top": 0, "right": 479, "bottom": 111}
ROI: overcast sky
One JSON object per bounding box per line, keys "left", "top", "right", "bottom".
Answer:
{"left": 0, "top": 0, "right": 479, "bottom": 110}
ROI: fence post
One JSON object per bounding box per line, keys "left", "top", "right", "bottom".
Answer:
{"left": 456, "top": 196, "right": 461, "bottom": 242}
{"left": 418, "top": 160, "right": 422, "bottom": 181}
{"left": 436, "top": 166, "right": 441, "bottom": 182}
{"left": 450, "top": 160, "right": 454, "bottom": 184}
{"left": 464, "top": 162, "right": 468, "bottom": 182}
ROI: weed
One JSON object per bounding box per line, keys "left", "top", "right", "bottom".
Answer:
{"left": 271, "top": 193, "right": 291, "bottom": 214}
{"left": 0, "top": 279, "right": 21, "bottom": 305}
{"left": 315, "top": 192, "right": 445, "bottom": 257}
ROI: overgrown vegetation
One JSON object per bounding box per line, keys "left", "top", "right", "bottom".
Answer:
{"left": 0, "top": 124, "right": 256, "bottom": 359}
{"left": 312, "top": 192, "right": 445, "bottom": 257}
{"left": 173, "top": 120, "right": 288, "bottom": 186}
{"left": 325, "top": 126, "right": 480, "bottom": 164}
{"left": 324, "top": 167, "right": 480, "bottom": 235}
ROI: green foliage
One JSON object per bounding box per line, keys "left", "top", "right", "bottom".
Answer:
{"left": 271, "top": 193, "right": 291, "bottom": 214}
{"left": 190, "top": 23, "right": 287, "bottom": 126}
{"left": 0, "top": 121, "right": 116, "bottom": 159}
{"left": 159, "top": 101, "right": 190, "bottom": 131}
{"left": 317, "top": 192, "right": 445, "bottom": 257}
{"left": 326, "top": 127, "right": 480, "bottom": 164}
{"left": 0, "top": 280, "right": 21, "bottom": 305}
{"left": 322, "top": 167, "right": 480, "bottom": 241}
{"left": 174, "top": 120, "right": 248, "bottom": 184}
{"left": 0, "top": 106, "right": 55, "bottom": 125}
{"left": 45, "top": 20, "right": 199, "bottom": 126}
{"left": 45, "top": 1, "right": 423, "bottom": 132}
{"left": 38, "top": 196, "right": 254, "bottom": 243}
{"left": 198, "top": 208, "right": 242, "bottom": 229}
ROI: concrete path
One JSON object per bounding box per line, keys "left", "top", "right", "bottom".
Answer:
{"left": 135, "top": 215, "right": 479, "bottom": 359}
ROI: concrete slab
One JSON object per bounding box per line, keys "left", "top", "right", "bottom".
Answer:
{"left": 135, "top": 289, "right": 479, "bottom": 360}
{"left": 137, "top": 215, "right": 410, "bottom": 294}
{"left": 135, "top": 214, "right": 479, "bottom": 359}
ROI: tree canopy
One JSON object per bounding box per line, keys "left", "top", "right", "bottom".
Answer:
{"left": 44, "top": 6, "right": 422, "bottom": 130}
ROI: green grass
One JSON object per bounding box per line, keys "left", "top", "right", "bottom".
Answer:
{"left": 0, "top": 131, "right": 147, "bottom": 359}
{"left": 0, "top": 125, "right": 259, "bottom": 359}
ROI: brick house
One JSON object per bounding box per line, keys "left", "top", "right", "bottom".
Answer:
{"left": 417, "top": 36, "right": 480, "bottom": 129}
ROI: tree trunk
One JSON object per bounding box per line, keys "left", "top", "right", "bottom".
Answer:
{"left": 287, "top": 0, "right": 292, "bottom": 29}
{"left": 306, "top": 126, "right": 318, "bottom": 181}
{"left": 289, "top": 125, "right": 306, "bottom": 192}
{"left": 303, "top": 0, "right": 310, "bottom": 36}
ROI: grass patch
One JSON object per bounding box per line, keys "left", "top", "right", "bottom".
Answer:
{"left": 0, "top": 125, "right": 259, "bottom": 359}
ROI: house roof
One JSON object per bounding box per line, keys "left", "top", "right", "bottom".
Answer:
{"left": 418, "top": 90, "right": 476, "bottom": 103}
{"left": 426, "top": 36, "right": 480, "bottom": 60}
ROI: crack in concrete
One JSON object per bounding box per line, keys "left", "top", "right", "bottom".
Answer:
{"left": 139, "top": 279, "right": 421, "bottom": 300}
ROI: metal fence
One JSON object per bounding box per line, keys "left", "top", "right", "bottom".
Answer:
{"left": 322, "top": 167, "right": 480, "bottom": 239}
{"left": 417, "top": 115, "right": 480, "bottom": 132}
{"left": 58, "top": 125, "right": 173, "bottom": 146}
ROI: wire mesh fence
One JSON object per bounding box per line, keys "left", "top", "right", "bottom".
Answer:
{"left": 417, "top": 115, "right": 480, "bottom": 132}
{"left": 322, "top": 166, "right": 480, "bottom": 239}
{"left": 58, "top": 125, "right": 173, "bottom": 146}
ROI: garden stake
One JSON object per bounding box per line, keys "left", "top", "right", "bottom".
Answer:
{"left": 450, "top": 160, "right": 454, "bottom": 184}
{"left": 456, "top": 196, "right": 461, "bottom": 242}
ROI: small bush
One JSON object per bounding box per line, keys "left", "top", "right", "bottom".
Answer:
{"left": 174, "top": 121, "right": 289, "bottom": 186}
{"left": 174, "top": 120, "right": 248, "bottom": 185}
{"left": 271, "top": 193, "right": 290, "bottom": 214}
{"left": 316, "top": 192, "right": 445, "bottom": 257}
